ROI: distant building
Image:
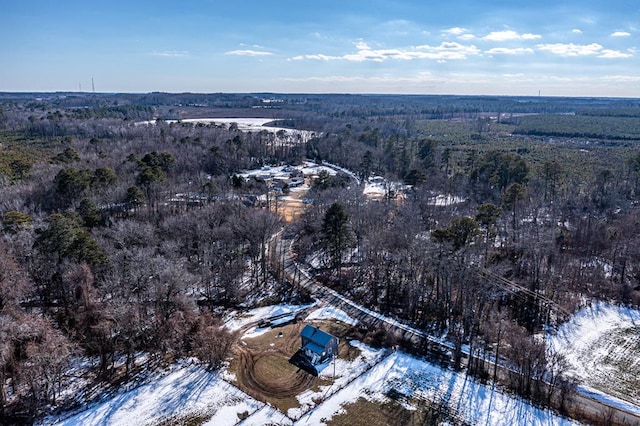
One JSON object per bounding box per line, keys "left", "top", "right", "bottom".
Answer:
{"left": 289, "top": 324, "right": 338, "bottom": 376}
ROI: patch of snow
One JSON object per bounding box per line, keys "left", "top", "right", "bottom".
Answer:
{"left": 362, "top": 176, "right": 409, "bottom": 199}
{"left": 288, "top": 341, "right": 387, "bottom": 420}
{"left": 46, "top": 339, "right": 585, "bottom": 426}
{"left": 238, "top": 405, "right": 293, "bottom": 426}
{"left": 306, "top": 306, "right": 358, "bottom": 326}
{"left": 43, "top": 360, "right": 264, "bottom": 426}
{"left": 224, "top": 303, "right": 314, "bottom": 332}
{"left": 321, "top": 161, "right": 360, "bottom": 185}
{"left": 305, "top": 251, "right": 326, "bottom": 270}
{"left": 136, "top": 118, "right": 316, "bottom": 143}
{"left": 241, "top": 326, "right": 273, "bottom": 340}
{"left": 548, "top": 301, "right": 640, "bottom": 412}
{"left": 577, "top": 384, "right": 640, "bottom": 417}
{"left": 427, "top": 194, "right": 466, "bottom": 206}
{"left": 363, "top": 183, "right": 387, "bottom": 197}
{"left": 289, "top": 184, "right": 310, "bottom": 193}
{"left": 300, "top": 351, "right": 578, "bottom": 425}
{"left": 298, "top": 161, "right": 338, "bottom": 177}
{"left": 200, "top": 399, "right": 261, "bottom": 426}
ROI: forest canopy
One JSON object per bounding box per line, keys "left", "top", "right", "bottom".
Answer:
{"left": 1, "top": 92, "right": 639, "bottom": 422}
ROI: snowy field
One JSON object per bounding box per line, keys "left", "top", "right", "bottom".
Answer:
{"left": 306, "top": 306, "right": 358, "bottom": 326}
{"left": 136, "top": 117, "right": 316, "bottom": 142}
{"left": 45, "top": 303, "right": 580, "bottom": 426}
{"left": 362, "top": 176, "right": 408, "bottom": 199}
{"left": 239, "top": 162, "right": 337, "bottom": 182}
{"left": 301, "top": 349, "right": 578, "bottom": 426}
{"left": 43, "top": 360, "right": 265, "bottom": 426}
{"left": 549, "top": 301, "right": 640, "bottom": 414}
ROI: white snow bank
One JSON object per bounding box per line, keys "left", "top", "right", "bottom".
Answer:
{"left": 306, "top": 306, "right": 358, "bottom": 326}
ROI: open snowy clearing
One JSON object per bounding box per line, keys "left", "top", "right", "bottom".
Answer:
{"left": 45, "top": 304, "right": 579, "bottom": 426}
{"left": 301, "top": 349, "right": 578, "bottom": 426}
{"left": 43, "top": 360, "right": 265, "bottom": 426}
{"left": 224, "top": 302, "right": 315, "bottom": 332}
{"left": 239, "top": 162, "right": 337, "bottom": 182}
{"left": 136, "top": 117, "right": 316, "bottom": 142}
{"left": 549, "top": 301, "right": 640, "bottom": 414}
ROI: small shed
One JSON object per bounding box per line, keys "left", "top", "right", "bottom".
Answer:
{"left": 289, "top": 324, "right": 339, "bottom": 376}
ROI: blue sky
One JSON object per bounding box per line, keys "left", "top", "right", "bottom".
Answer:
{"left": 2, "top": 0, "right": 639, "bottom": 96}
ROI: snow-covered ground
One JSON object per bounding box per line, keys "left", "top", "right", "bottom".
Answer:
{"left": 301, "top": 349, "right": 578, "bottom": 426}
{"left": 43, "top": 360, "right": 266, "bottom": 426}
{"left": 45, "top": 303, "right": 582, "bottom": 425}
{"left": 136, "top": 117, "right": 316, "bottom": 142}
{"left": 363, "top": 175, "right": 409, "bottom": 199}
{"left": 306, "top": 306, "right": 358, "bottom": 326}
{"left": 224, "top": 302, "right": 315, "bottom": 332}
{"left": 548, "top": 301, "right": 640, "bottom": 414}
{"left": 239, "top": 162, "right": 337, "bottom": 182}
{"left": 287, "top": 340, "right": 389, "bottom": 420}
{"left": 427, "top": 193, "right": 467, "bottom": 206}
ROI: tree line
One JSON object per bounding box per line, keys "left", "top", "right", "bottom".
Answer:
{"left": 0, "top": 96, "right": 639, "bottom": 421}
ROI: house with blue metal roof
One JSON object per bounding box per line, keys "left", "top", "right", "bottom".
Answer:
{"left": 289, "top": 324, "right": 338, "bottom": 375}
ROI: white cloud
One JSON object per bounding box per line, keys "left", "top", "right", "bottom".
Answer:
{"left": 536, "top": 43, "right": 633, "bottom": 58}
{"left": 415, "top": 42, "right": 481, "bottom": 60}
{"left": 603, "top": 75, "right": 640, "bottom": 82}
{"left": 485, "top": 47, "right": 534, "bottom": 55}
{"left": 442, "top": 27, "right": 468, "bottom": 36}
{"left": 572, "top": 29, "right": 583, "bottom": 34}
{"left": 536, "top": 42, "right": 603, "bottom": 56}
{"left": 482, "top": 30, "right": 541, "bottom": 41}
{"left": 598, "top": 49, "right": 633, "bottom": 58}
{"left": 611, "top": 31, "right": 631, "bottom": 37}
{"left": 459, "top": 34, "right": 476, "bottom": 41}
{"left": 442, "top": 27, "right": 476, "bottom": 40}
{"left": 291, "top": 42, "right": 481, "bottom": 63}
{"left": 343, "top": 49, "right": 406, "bottom": 62}
{"left": 150, "top": 51, "right": 190, "bottom": 57}
{"left": 283, "top": 74, "right": 437, "bottom": 84}
{"left": 290, "top": 54, "right": 338, "bottom": 61}
{"left": 502, "top": 73, "right": 528, "bottom": 79}
{"left": 225, "top": 49, "right": 273, "bottom": 56}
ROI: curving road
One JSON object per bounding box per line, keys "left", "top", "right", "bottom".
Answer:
{"left": 268, "top": 232, "right": 640, "bottom": 426}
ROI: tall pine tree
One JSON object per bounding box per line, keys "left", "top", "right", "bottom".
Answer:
{"left": 322, "top": 203, "right": 349, "bottom": 273}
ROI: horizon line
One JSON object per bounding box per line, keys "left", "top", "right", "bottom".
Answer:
{"left": 1, "top": 90, "right": 639, "bottom": 100}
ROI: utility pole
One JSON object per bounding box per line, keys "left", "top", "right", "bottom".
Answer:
{"left": 92, "top": 78, "right": 95, "bottom": 93}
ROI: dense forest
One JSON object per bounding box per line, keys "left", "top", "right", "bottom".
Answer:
{"left": 1, "top": 92, "right": 639, "bottom": 422}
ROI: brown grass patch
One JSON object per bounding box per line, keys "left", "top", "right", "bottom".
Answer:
{"left": 326, "top": 397, "right": 418, "bottom": 426}
{"left": 253, "top": 353, "right": 296, "bottom": 385}
{"left": 228, "top": 319, "right": 361, "bottom": 413}
{"left": 327, "top": 396, "right": 468, "bottom": 426}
